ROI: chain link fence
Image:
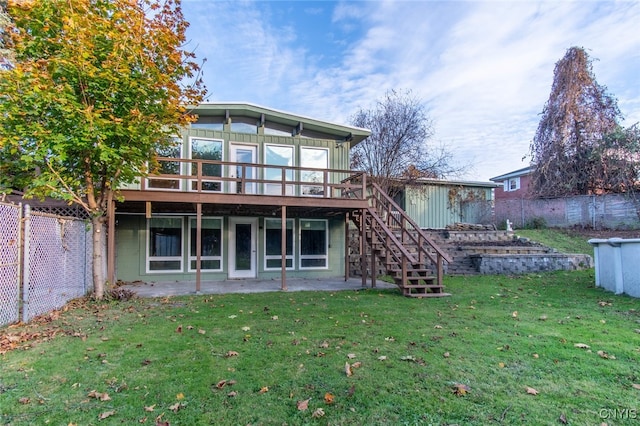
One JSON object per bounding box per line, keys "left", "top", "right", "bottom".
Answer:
{"left": 0, "top": 203, "right": 93, "bottom": 326}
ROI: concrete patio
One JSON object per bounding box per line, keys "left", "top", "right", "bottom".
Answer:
{"left": 119, "top": 277, "right": 397, "bottom": 298}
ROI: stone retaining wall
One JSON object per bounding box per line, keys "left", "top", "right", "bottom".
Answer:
{"left": 470, "top": 253, "right": 593, "bottom": 275}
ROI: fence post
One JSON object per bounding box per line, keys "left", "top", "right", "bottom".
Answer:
{"left": 22, "top": 204, "right": 31, "bottom": 323}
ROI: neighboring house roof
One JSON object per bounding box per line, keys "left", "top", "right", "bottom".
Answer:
{"left": 490, "top": 166, "right": 534, "bottom": 182}
{"left": 191, "top": 102, "right": 371, "bottom": 146}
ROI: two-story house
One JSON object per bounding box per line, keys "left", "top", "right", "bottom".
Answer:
{"left": 111, "top": 103, "right": 450, "bottom": 297}
{"left": 490, "top": 166, "right": 534, "bottom": 200}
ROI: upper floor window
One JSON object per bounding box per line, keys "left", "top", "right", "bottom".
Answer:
{"left": 264, "top": 144, "right": 294, "bottom": 195}
{"left": 148, "top": 137, "right": 182, "bottom": 190}
{"left": 190, "top": 138, "right": 223, "bottom": 192}
{"left": 300, "top": 147, "right": 329, "bottom": 196}
{"left": 504, "top": 177, "right": 520, "bottom": 192}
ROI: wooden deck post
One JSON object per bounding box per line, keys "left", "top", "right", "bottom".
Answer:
{"left": 361, "top": 208, "right": 367, "bottom": 288}
{"left": 196, "top": 202, "right": 202, "bottom": 293}
{"left": 281, "top": 205, "right": 287, "bottom": 291}
{"left": 344, "top": 212, "right": 350, "bottom": 281}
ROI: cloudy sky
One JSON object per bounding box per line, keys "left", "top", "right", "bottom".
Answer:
{"left": 181, "top": 0, "right": 640, "bottom": 181}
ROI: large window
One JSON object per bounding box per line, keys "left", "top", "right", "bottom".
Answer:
{"left": 147, "top": 138, "right": 182, "bottom": 190}
{"left": 147, "top": 217, "right": 183, "bottom": 272}
{"left": 190, "top": 138, "right": 223, "bottom": 192}
{"left": 300, "top": 147, "right": 329, "bottom": 196}
{"left": 189, "top": 218, "right": 222, "bottom": 271}
{"left": 299, "top": 219, "right": 328, "bottom": 269}
{"left": 264, "top": 144, "right": 294, "bottom": 195}
{"left": 264, "top": 219, "right": 294, "bottom": 270}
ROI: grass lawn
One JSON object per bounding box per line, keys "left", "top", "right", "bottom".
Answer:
{"left": 514, "top": 229, "right": 595, "bottom": 256}
{"left": 2, "top": 269, "right": 640, "bottom": 425}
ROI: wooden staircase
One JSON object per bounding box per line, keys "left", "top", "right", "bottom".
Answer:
{"left": 351, "top": 182, "right": 452, "bottom": 298}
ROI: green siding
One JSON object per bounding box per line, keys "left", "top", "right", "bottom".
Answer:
{"left": 404, "top": 185, "right": 494, "bottom": 229}
{"left": 115, "top": 215, "right": 346, "bottom": 283}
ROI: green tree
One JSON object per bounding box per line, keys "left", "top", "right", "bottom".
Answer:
{"left": 529, "top": 46, "right": 621, "bottom": 197}
{"left": 0, "top": 0, "right": 206, "bottom": 298}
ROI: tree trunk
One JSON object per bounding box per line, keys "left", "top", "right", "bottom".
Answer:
{"left": 91, "top": 216, "right": 106, "bottom": 299}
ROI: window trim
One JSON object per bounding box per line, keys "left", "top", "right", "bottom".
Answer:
{"left": 264, "top": 143, "right": 295, "bottom": 196}
{"left": 299, "top": 218, "right": 328, "bottom": 270}
{"left": 188, "top": 137, "right": 224, "bottom": 193}
{"left": 146, "top": 136, "right": 183, "bottom": 191}
{"left": 187, "top": 216, "right": 223, "bottom": 272}
{"left": 146, "top": 216, "right": 184, "bottom": 274}
{"left": 504, "top": 177, "right": 520, "bottom": 192}
{"left": 264, "top": 218, "right": 295, "bottom": 271}
{"left": 300, "top": 146, "right": 330, "bottom": 197}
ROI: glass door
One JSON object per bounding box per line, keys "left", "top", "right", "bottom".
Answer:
{"left": 230, "top": 144, "right": 257, "bottom": 194}
{"left": 228, "top": 218, "right": 257, "bottom": 278}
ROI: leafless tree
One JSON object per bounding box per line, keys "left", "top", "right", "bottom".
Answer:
{"left": 529, "top": 46, "right": 621, "bottom": 197}
{"left": 350, "top": 89, "right": 463, "bottom": 197}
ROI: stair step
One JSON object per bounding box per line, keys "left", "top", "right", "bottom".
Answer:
{"left": 398, "top": 284, "right": 443, "bottom": 289}
{"left": 404, "top": 292, "right": 452, "bottom": 298}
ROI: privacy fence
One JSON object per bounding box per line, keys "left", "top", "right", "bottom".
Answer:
{"left": 0, "top": 202, "right": 93, "bottom": 327}
{"left": 494, "top": 194, "right": 640, "bottom": 230}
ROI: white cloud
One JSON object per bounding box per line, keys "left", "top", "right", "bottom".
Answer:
{"left": 183, "top": 0, "right": 640, "bottom": 180}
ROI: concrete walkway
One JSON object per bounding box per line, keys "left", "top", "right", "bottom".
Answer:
{"left": 119, "top": 277, "right": 397, "bottom": 298}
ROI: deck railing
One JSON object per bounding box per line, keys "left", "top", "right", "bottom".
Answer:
{"left": 139, "top": 157, "right": 367, "bottom": 200}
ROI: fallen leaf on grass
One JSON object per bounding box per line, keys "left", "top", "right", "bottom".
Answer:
{"left": 574, "top": 343, "right": 590, "bottom": 349}
{"left": 319, "top": 341, "right": 329, "bottom": 348}
{"left": 512, "top": 311, "right": 518, "bottom": 318}
{"left": 225, "top": 350, "right": 239, "bottom": 358}
{"left": 259, "top": 386, "right": 269, "bottom": 394}
{"left": 632, "top": 383, "right": 640, "bottom": 390}
{"left": 345, "top": 362, "right": 353, "bottom": 377}
{"left": 443, "top": 352, "right": 450, "bottom": 358}
{"left": 215, "top": 379, "right": 237, "bottom": 389}
{"left": 525, "top": 386, "right": 539, "bottom": 395}
{"left": 169, "top": 402, "right": 186, "bottom": 413}
{"left": 99, "top": 410, "right": 115, "bottom": 420}
{"left": 347, "top": 353, "right": 356, "bottom": 359}
{"left": 297, "top": 398, "right": 311, "bottom": 411}
{"left": 452, "top": 383, "right": 470, "bottom": 396}
{"left": 597, "top": 350, "right": 616, "bottom": 360}
{"left": 144, "top": 405, "right": 155, "bottom": 412}
{"left": 176, "top": 393, "right": 185, "bottom": 400}
{"left": 377, "top": 356, "right": 387, "bottom": 361}
{"left": 347, "top": 385, "right": 355, "bottom": 397}
{"left": 198, "top": 329, "right": 206, "bottom": 335}
{"left": 559, "top": 413, "right": 568, "bottom": 424}
{"left": 175, "top": 325, "right": 182, "bottom": 333}
{"left": 18, "top": 397, "right": 30, "bottom": 404}
{"left": 324, "top": 393, "right": 334, "bottom": 404}
{"left": 227, "top": 391, "right": 238, "bottom": 397}
{"left": 351, "top": 361, "right": 362, "bottom": 369}
{"left": 312, "top": 408, "right": 325, "bottom": 418}
{"left": 155, "top": 413, "right": 169, "bottom": 425}
{"left": 88, "top": 390, "right": 111, "bottom": 401}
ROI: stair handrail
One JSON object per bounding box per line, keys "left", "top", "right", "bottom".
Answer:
{"left": 365, "top": 207, "right": 418, "bottom": 265}
{"left": 368, "top": 182, "right": 453, "bottom": 264}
